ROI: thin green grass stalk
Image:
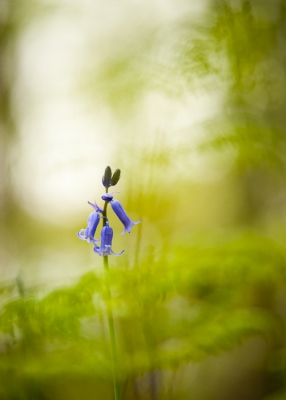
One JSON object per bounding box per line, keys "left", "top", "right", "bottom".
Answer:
{"left": 103, "top": 191, "right": 121, "bottom": 400}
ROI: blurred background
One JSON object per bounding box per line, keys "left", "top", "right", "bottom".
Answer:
{"left": 1, "top": 0, "right": 286, "bottom": 399}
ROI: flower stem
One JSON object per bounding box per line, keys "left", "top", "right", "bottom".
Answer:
{"left": 103, "top": 255, "right": 121, "bottom": 400}
{"left": 102, "top": 189, "right": 121, "bottom": 400}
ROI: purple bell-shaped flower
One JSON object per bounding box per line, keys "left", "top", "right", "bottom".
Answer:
{"left": 77, "top": 210, "right": 100, "bottom": 243}
{"left": 110, "top": 200, "right": 141, "bottom": 235}
{"left": 93, "top": 222, "right": 124, "bottom": 256}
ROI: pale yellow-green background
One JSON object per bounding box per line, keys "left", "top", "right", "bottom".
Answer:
{"left": 1, "top": 1, "right": 286, "bottom": 399}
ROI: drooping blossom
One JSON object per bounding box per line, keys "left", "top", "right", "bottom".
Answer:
{"left": 93, "top": 222, "right": 124, "bottom": 256}
{"left": 77, "top": 210, "right": 100, "bottom": 243}
{"left": 110, "top": 200, "right": 141, "bottom": 234}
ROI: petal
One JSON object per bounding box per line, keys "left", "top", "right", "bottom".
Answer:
{"left": 104, "top": 244, "right": 124, "bottom": 256}
{"left": 93, "top": 245, "right": 101, "bottom": 255}
{"left": 77, "top": 230, "right": 87, "bottom": 240}
{"left": 87, "top": 236, "right": 100, "bottom": 243}
{"left": 120, "top": 219, "right": 141, "bottom": 235}
{"left": 110, "top": 248, "right": 124, "bottom": 256}
{"left": 88, "top": 201, "right": 103, "bottom": 213}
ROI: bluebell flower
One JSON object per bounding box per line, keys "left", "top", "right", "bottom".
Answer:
{"left": 77, "top": 211, "right": 100, "bottom": 243}
{"left": 93, "top": 222, "right": 124, "bottom": 256}
{"left": 110, "top": 200, "right": 141, "bottom": 234}
{"left": 77, "top": 201, "right": 102, "bottom": 243}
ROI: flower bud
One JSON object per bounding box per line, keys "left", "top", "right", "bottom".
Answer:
{"left": 102, "top": 166, "right": 112, "bottom": 188}
{"left": 110, "top": 169, "right": 121, "bottom": 186}
{"left": 102, "top": 193, "right": 113, "bottom": 202}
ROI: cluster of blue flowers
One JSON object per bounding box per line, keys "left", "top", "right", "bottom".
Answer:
{"left": 77, "top": 167, "right": 141, "bottom": 256}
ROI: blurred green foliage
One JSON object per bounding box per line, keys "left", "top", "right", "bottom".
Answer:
{"left": 1, "top": 235, "right": 286, "bottom": 399}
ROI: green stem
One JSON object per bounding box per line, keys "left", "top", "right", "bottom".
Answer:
{"left": 102, "top": 189, "right": 121, "bottom": 400}
{"left": 104, "top": 256, "right": 121, "bottom": 400}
